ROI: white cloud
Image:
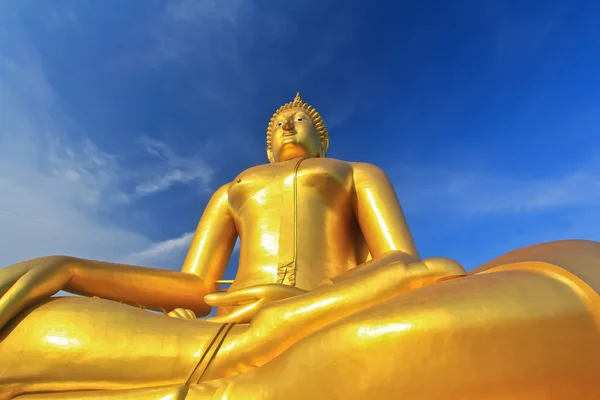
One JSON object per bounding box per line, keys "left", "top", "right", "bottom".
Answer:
{"left": 0, "top": 19, "right": 213, "bottom": 268}
{"left": 119, "top": 231, "right": 196, "bottom": 268}
{"left": 120, "top": 233, "right": 241, "bottom": 270}
{"left": 133, "top": 138, "right": 214, "bottom": 198}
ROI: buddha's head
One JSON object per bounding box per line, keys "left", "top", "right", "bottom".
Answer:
{"left": 266, "top": 93, "right": 329, "bottom": 163}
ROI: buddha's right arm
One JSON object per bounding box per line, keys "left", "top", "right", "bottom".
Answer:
{"left": 75, "top": 182, "right": 238, "bottom": 314}
{"left": 64, "top": 258, "right": 217, "bottom": 315}
{"left": 0, "top": 257, "right": 214, "bottom": 329}
{"left": 0, "top": 183, "right": 237, "bottom": 327}
{"left": 180, "top": 183, "right": 238, "bottom": 284}
{"left": 74, "top": 182, "right": 238, "bottom": 314}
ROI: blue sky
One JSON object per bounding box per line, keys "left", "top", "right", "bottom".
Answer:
{"left": 1, "top": 0, "right": 599, "bottom": 282}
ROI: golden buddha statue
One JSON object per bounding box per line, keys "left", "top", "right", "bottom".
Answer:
{"left": 1, "top": 93, "right": 599, "bottom": 399}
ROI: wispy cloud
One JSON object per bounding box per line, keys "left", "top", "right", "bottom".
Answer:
{"left": 133, "top": 138, "right": 214, "bottom": 198}
{"left": 394, "top": 165, "right": 600, "bottom": 216}
{"left": 392, "top": 163, "right": 600, "bottom": 270}
{"left": 119, "top": 232, "right": 240, "bottom": 270}
{"left": 119, "top": 231, "right": 195, "bottom": 268}
{"left": 0, "top": 13, "right": 214, "bottom": 268}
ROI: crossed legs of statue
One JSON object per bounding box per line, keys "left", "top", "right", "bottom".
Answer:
{"left": 4, "top": 258, "right": 599, "bottom": 399}
{"left": 1, "top": 259, "right": 456, "bottom": 399}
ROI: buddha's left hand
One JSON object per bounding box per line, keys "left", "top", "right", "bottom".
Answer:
{"left": 203, "top": 284, "right": 307, "bottom": 324}
{"left": 166, "top": 308, "right": 197, "bottom": 320}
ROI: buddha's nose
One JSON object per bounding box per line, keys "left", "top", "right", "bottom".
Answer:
{"left": 282, "top": 121, "right": 294, "bottom": 131}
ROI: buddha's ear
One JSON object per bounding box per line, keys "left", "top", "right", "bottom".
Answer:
{"left": 267, "top": 148, "right": 276, "bottom": 163}
{"left": 321, "top": 137, "right": 329, "bottom": 157}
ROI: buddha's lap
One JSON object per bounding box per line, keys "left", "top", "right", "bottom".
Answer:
{"left": 4, "top": 269, "right": 595, "bottom": 361}
{"left": 2, "top": 268, "right": 599, "bottom": 395}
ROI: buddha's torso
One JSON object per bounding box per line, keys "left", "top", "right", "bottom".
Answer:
{"left": 226, "top": 157, "right": 363, "bottom": 291}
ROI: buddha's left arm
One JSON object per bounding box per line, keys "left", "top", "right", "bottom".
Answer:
{"left": 351, "top": 162, "right": 420, "bottom": 260}
{"left": 326, "top": 163, "right": 421, "bottom": 285}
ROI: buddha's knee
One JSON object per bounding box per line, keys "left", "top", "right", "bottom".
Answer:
{"left": 338, "top": 270, "right": 599, "bottom": 397}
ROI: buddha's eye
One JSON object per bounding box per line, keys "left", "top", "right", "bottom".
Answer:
{"left": 296, "top": 117, "right": 303, "bottom": 121}
{"left": 276, "top": 122, "right": 283, "bottom": 127}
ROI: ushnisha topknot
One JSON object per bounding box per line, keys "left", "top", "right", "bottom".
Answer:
{"left": 266, "top": 92, "right": 329, "bottom": 160}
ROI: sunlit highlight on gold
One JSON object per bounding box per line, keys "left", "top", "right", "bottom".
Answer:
{"left": 285, "top": 296, "right": 340, "bottom": 318}
{"left": 357, "top": 323, "right": 412, "bottom": 339}
{"left": 43, "top": 334, "right": 81, "bottom": 349}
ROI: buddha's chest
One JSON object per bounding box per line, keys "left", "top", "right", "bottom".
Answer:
{"left": 228, "top": 158, "right": 353, "bottom": 215}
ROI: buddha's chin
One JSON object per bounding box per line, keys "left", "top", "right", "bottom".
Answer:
{"left": 278, "top": 144, "right": 312, "bottom": 161}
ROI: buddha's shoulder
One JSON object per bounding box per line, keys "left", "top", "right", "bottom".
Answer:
{"left": 304, "top": 157, "right": 353, "bottom": 171}
{"left": 317, "top": 158, "right": 384, "bottom": 172}
{"left": 347, "top": 161, "right": 388, "bottom": 177}
{"left": 234, "top": 163, "right": 274, "bottom": 181}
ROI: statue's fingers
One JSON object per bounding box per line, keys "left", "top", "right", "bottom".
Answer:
{"left": 204, "top": 289, "right": 260, "bottom": 307}
{"left": 0, "top": 271, "right": 20, "bottom": 298}
{"left": 0, "top": 259, "right": 43, "bottom": 296}
{"left": 166, "top": 308, "right": 196, "bottom": 320}
{"left": 205, "top": 303, "right": 258, "bottom": 324}
{"left": 0, "top": 265, "right": 70, "bottom": 329}
{"left": 204, "top": 314, "right": 232, "bottom": 323}
{"left": 166, "top": 309, "right": 184, "bottom": 318}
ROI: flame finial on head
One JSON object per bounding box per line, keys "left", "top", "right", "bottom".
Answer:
{"left": 266, "top": 92, "right": 329, "bottom": 162}
{"left": 293, "top": 92, "right": 303, "bottom": 104}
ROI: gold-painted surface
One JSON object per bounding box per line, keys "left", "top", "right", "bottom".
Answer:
{"left": 0, "top": 93, "right": 599, "bottom": 399}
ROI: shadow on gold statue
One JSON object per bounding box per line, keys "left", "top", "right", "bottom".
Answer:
{"left": 0, "top": 93, "right": 599, "bottom": 399}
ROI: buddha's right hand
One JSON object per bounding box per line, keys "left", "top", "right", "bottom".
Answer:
{"left": 0, "top": 256, "right": 73, "bottom": 329}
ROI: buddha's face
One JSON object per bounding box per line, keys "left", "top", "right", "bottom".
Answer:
{"left": 269, "top": 108, "right": 323, "bottom": 163}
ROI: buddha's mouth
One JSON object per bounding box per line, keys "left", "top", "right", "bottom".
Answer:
{"left": 282, "top": 131, "right": 297, "bottom": 137}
